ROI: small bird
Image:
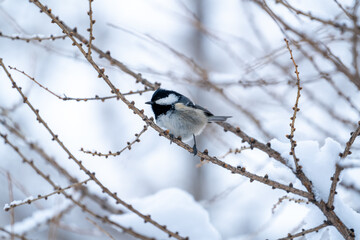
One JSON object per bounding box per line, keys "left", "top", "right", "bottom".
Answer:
{"left": 146, "top": 88, "right": 231, "bottom": 155}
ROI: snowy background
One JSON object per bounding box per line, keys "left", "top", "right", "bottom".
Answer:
{"left": 0, "top": 0, "right": 359, "bottom": 239}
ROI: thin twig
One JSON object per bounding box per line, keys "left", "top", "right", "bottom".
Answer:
{"left": 327, "top": 122, "right": 360, "bottom": 209}
{"left": 333, "top": 0, "right": 353, "bottom": 19}
{"left": 218, "top": 146, "right": 251, "bottom": 159}
{"left": 278, "top": 222, "right": 329, "bottom": 240}
{"left": 87, "top": 0, "right": 95, "bottom": 57}
{"left": 272, "top": 195, "right": 309, "bottom": 214}
{"left": 86, "top": 217, "right": 116, "bottom": 240}
{"left": 8, "top": 65, "right": 151, "bottom": 101}
{"left": 284, "top": 38, "right": 303, "bottom": 172}
{"left": 0, "top": 227, "right": 30, "bottom": 240}
{"left": 277, "top": 0, "right": 358, "bottom": 34}
{"left": 0, "top": 32, "right": 66, "bottom": 42}
{"left": 340, "top": 182, "right": 360, "bottom": 195}
{"left": 7, "top": 172, "right": 15, "bottom": 240}
{"left": 81, "top": 125, "right": 148, "bottom": 158}
{"left": 4, "top": 178, "right": 92, "bottom": 211}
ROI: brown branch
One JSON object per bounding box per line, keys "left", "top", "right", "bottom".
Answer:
{"left": 284, "top": 38, "right": 303, "bottom": 172}
{"left": 4, "top": 178, "right": 92, "bottom": 211}
{"left": 351, "top": 1, "right": 360, "bottom": 80}
{"left": 86, "top": 217, "right": 116, "bottom": 240}
{"left": 219, "top": 146, "right": 251, "bottom": 159}
{"left": 80, "top": 125, "right": 149, "bottom": 158}
{"left": 8, "top": 65, "right": 151, "bottom": 101}
{"left": 278, "top": 222, "right": 329, "bottom": 240}
{"left": 87, "top": 0, "right": 95, "bottom": 57}
{"left": 8, "top": 65, "right": 62, "bottom": 99}
{"left": 292, "top": 44, "right": 360, "bottom": 114}
{"left": 217, "top": 122, "right": 287, "bottom": 164}
{"left": 257, "top": 0, "right": 360, "bottom": 90}
{"left": 333, "top": 0, "right": 354, "bottom": 19}
{"left": 277, "top": 0, "right": 358, "bottom": 34}
{"left": 272, "top": 195, "right": 309, "bottom": 214}
{"left": 327, "top": 122, "right": 360, "bottom": 209}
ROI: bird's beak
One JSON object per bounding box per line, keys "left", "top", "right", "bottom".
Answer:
{"left": 145, "top": 101, "right": 153, "bottom": 105}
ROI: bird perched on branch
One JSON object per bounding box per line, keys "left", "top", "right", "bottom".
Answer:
{"left": 146, "top": 88, "right": 231, "bottom": 155}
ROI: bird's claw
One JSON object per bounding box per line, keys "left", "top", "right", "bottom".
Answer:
{"left": 169, "top": 134, "right": 175, "bottom": 144}
{"left": 192, "top": 144, "right": 198, "bottom": 156}
{"left": 192, "top": 134, "right": 198, "bottom": 156}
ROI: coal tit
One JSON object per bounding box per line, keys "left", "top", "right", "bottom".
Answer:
{"left": 146, "top": 88, "right": 231, "bottom": 155}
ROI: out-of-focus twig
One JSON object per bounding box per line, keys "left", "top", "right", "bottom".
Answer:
{"left": 86, "top": 217, "right": 116, "bottom": 240}
{"left": 0, "top": 227, "right": 29, "bottom": 240}
{"left": 272, "top": 195, "right": 309, "bottom": 214}
{"left": 6, "top": 172, "right": 15, "bottom": 240}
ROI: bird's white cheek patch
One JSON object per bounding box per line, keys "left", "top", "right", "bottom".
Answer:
{"left": 155, "top": 94, "right": 179, "bottom": 105}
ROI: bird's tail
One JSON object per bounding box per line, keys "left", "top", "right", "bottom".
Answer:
{"left": 208, "top": 116, "right": 232, "bottom": 122}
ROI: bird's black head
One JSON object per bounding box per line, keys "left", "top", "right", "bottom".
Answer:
{"left": 145, "top": 89, "right": 182, "bottom": 119}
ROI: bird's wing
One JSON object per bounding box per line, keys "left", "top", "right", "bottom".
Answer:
{"left": 193, "top": 104, "right": 214, "bottom": 117}
{"left": 177, "top": 94, "right": 214, "bottom": 117}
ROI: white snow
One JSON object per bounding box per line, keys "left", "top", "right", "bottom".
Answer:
{"left": 269, "top": 138, "right": 296, "bottom": 170}
{"left": 271, "top": 138, "right": 342, "bottom": 202}
{"left": 3, "top": 196, "right": 34, "bottom": 211}
{"left": 269, "top": 138, "right": 360, "bottom": 239}
{"left": 334, "top": 197, "right": 360, "bottom": 239}
{"left": 155, "top": 93, "right": 179, "bottom": 105}
{"left": 110, "top": 188, "right": 221, "bottom": 240}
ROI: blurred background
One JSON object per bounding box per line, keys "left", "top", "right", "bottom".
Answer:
{"left": 0, "top": 0, "right": 359, "bottom": 239}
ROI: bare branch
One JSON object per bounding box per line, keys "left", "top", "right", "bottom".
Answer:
{"left": 279, "top": 222, "right": 329, "bottom": 240}
{"left": 87, "top": 0, "right": 95, "bottom": 57}
{"left": 327, "top": 122, "right": 360, "bottom": 209}
{"left": 80, "top": 125, "right": 149, "bottom": 158}
{"left": 3, "top": 178, "right": 92, "bottom": 211}
{"left": 284, "top": 38, "right": 303, "bottom": 172}
{"left": 86, "top": 217, "right": 116, "bottom": 240}
{"left": 0, "top": 32, "right": 66, "bottom": 42}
